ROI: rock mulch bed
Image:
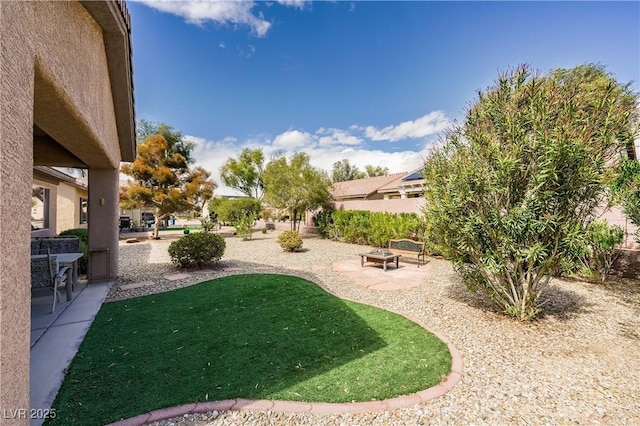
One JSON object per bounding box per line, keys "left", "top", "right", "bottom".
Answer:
{"left": 107, "top": 230, "right": 640, "bottom": 425}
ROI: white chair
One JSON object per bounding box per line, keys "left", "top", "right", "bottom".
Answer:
{"left": 31, "top": 249, "right": 71, "bottom": 313}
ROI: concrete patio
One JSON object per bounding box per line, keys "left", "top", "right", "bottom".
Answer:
{"left": 30, "top": 279, "right": 113, "bottom": 426}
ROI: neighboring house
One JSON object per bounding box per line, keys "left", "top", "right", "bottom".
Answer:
{"left": 32, "top": 167, "right": 88, "bottom": 237}
{"left": 329, "top": 165, "right": 640, "bottom": 244}
{"left": 1, "top": 0, "right": 135, "bottom": 419}
{"left": 329, "top": 170, "right": 425, "bottom": 215}
{"left": 118, "top": 179, "right": 156, "bottom": 228}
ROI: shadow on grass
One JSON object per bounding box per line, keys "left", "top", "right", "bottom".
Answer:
{"left": 49, "top": 274, "right": 451, "bottom": 426}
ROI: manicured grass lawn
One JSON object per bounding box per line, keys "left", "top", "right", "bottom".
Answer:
{"left": 48, "top": 274, "right": 451, "bottom": 425}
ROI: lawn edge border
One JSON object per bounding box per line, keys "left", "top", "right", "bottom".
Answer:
{"left": 105, "top": 273, "right": 464, "bottom": 425}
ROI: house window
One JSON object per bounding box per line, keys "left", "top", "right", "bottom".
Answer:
{"left": 31, "top": 185, "right": 50, "bottom": 230}
{"left": 80, "top": 197, "right": 88, "bottom": 224}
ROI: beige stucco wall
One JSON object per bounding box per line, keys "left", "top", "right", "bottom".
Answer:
{"left": 598, "top": 205, "right": 638, "bottom": 246}
{"left": 1, "top": 1, "right": 129, "bottom": 421}
{"left": 0, "top": 1, "right": 37, "bottom": 421}
{"left": 333, "top": 198, "right": 425, "bottom": 215}
{"left": 32, "top": 1, "right": 121, "bottom": 169}
{"left": 56, "top": 182, "right": 88, "bottom": 233}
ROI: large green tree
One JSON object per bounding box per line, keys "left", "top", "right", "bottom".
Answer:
{"left": 220, "top": 148, "right": 265, "bottom": 200}
{"left": 136, "top": 119, "right": 195, "bottom": 164}
{"left": 364, "top": 165, "right": 389, "bottom": 178}
{"left": 423, "top": 64, "right": 638, "bottom": 320}
{"left": 121, "top": 129, "right": 216, "bottom": 239}
{"left": 331, "top": 159, "right": 390, "bottom": 182}
{"left": 264, "top": 152, "right": 331, "bottom": 231}
{"left": 331, "top": 159, "right": 365, "bottom": 182}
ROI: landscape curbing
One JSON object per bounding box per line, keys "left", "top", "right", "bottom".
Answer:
{"left": 106, "top": 327, "right": 463, "bottom": 426}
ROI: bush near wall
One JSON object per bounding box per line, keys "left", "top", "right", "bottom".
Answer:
{"left": 59, "top": 228, "right": 88, "bottom": 275}
{"left": 313, "top": 210, "right": 426, "bottom": 247}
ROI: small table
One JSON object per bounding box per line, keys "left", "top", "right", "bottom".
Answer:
{"left": 31, "top": 252, "right": 83, "bottom": 301}
{"left": 360, "top": 251, "right": 401, "bottom": 271}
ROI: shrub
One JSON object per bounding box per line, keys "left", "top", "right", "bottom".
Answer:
{"left": 260, "top": 209, "right": 273, "bottom": 221}
{"left": 423, "top": 64, "right": 637, "bottom": 320}
{"left": 587, "top": 220, "right": 624, "bottom": 282}
{"left": 312, "top": 209, "right": 336, "bottom": 239}
{"left": 277, "top": 230, "right": 303, "bottom": 252}
{"left": 209, "top": 198, "right": 260, "bottom": 225}
{"left": 59, "top": 228, "right": 88, "bottom": 275}
{"left": 316, "top": 210, "right": 425, "bottom": 246}
{"left": 168, "top": 232, "right": 226, "bottom": 268}
{"left": 234, "top": 213, "right": 255, "bottom": 240}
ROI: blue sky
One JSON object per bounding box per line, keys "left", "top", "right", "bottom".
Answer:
{"left": 130, "top": 0, "right": 640, "bottom": 195}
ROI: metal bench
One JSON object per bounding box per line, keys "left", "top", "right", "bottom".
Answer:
{"left": 388, "top": 239, "right": 426, "bottom": 267}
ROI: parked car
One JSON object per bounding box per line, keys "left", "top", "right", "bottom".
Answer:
{"left": 141, "top": 212, "right": 155, "bottom": 227}
{"left": 119, "top": 215, "right": 131, "bottom": 230}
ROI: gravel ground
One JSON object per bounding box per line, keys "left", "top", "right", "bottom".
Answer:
{"left": 108, "top": 229, "right": 640, "bottom": 426}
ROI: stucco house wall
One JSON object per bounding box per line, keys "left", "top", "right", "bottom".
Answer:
{"left": 333, "top": 198, "right": 425, "bottom": 215}
{"left": 56, "top": 181, "right": 88, "bottom": 233}
{"left": 0, "top": 1, "right": 135, "bottom": 421}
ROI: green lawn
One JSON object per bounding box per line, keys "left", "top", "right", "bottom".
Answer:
{"left": 48, "top": 274, "right": 451, "bottom": 425}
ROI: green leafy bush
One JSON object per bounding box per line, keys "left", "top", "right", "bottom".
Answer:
{"left": 587, "top": 220, "right": 624, "bottom": 282}
{"left": 611, "top": 158, "right": 640, "bottom": 230}
{"left": 209, "top": 198, "right": 260, "bottom": 225}
{"left": 312, "top": 209, "right": 335, "bottom": 238}
{"left": 234, "top": 213, "right": 255, "bottom": 240}
{"left": 168, "top": 232, "right": 226, "bottom": 268}
{"left": 422, "top": 64, "right": 637, "bottom": 320}
{"left": 59, "top": 228, "right": 88, "bottom": 275}
{"left": 277, "top": 230, "right": 303, "bottom": 252}
{"left": 313, "top": 209, "right": 426, "bottom": 247}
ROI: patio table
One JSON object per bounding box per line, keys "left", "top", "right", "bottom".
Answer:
{"left": 359, "top": 251, "right": 402, "bottom": 271}
{"left": 31, "top": 252, "right": 83, "bottom": 301}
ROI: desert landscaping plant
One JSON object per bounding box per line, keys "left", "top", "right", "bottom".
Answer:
{"left": 277, "top": 230, "right": 303, "bottom": 252}
{"left": 423, "top": 64, "right": 638, "bottom": 320}
{"left": 263, "top": 152, "right": 331, "bottom": 231}
{"left": 234, "top": 212, "right": 255, "bottom": 240}
{"left": 120, "top": 121, "right": 216, "bottom": 239}
{"left": 313, "top": 210, "right": 425, "bottom": 247}
{"left": 168, "top": 232, "right": 225, "bottom": 268}
{"left": 587, "top": 220, "right": 625, "bottom": 282}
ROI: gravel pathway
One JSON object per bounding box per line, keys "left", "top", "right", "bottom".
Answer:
{"left": 108, "top": 229, "right": 640, "bottom": 425}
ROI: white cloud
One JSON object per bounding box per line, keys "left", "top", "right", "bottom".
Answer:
{"left": 134, "top": 0, "right": 272, "bottom": 37}
{"left": 186, "top": 111, "right": 448, "bottom": 196}
{"left": 272, "top": 130, "right": 315, "bottom": 150}
{"left": 219, "top": 42, "right": 225, "bottom": 49}
{"left": 364, "top": 111, "right": 450, "bottom": 142}
{"left": 315, "top": 128, "right": 362, "bottom": 147}
{"left": 134, "top": 0, "right": 310, "bottom": 37}
{"left": 276, "top": 0, "right": 309, "bottom": 10}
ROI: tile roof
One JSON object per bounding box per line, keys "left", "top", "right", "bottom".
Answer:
{"left": 329, "top": 172, "right": 407, "bottom": 200}
{"left": 378, "top": 168, "right": 425, "bottom": 192}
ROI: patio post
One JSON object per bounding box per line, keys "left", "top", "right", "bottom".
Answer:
{"left": 87, "top": 169, "right": 119, "bottom": 281}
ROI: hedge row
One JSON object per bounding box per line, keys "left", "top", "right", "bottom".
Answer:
{"left": 313, "top": 210, "right": 426, "bottom": 247}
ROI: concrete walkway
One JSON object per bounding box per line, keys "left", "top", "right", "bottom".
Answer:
{"left": 30, "top": 279, "right": 113, "bottom": 426}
